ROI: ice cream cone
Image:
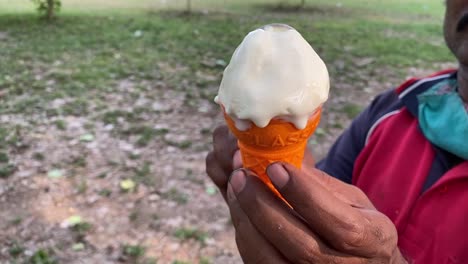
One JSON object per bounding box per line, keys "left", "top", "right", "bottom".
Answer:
{"left": 224, "top": 107, "right": 322, "bottom": 197}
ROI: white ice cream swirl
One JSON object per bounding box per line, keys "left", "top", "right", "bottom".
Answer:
{"left": 215, "top": 23, "right": 329, "bottom": 131}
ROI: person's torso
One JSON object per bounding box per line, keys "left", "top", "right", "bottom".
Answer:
{"left": 352, "top": 70, "right": 468, "bottom": 263}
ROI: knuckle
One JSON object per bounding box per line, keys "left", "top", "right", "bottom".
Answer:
{"left": 255, "top": 258, "right": 272, "bottom": 264}
{"left": 296, "top": 249, "right": 341, "bottom": 264}
{"left": 296, "top": 250, "right": 319, "bottom": 264}
{"left": 212, "top": 126, "right": 237, "bottom": 169}
{"left": 375, "top": 218, "right": 399, "bottom": 257}
{"left": 205, "top": 152, "right": 229, "bottom": 189}
{"left": 350, "top": 185, "right": 370, "bottom": 203}
{"left": 230, "top": 206, "right": 245, "bottom": 230}
{"left": 213, "top": 125, "right": 228, "bottom": 144}
{"left": 338, "top": 222, "right": 367, "bottom": 251}
{"left": 251, "top": 251, "right": 275, "bottom": 264}
{"left": 205, "top": 151, "right": 215, "bottom": 165}
{"left": 292, "top": 241, "right": 322, "bottom": 264}
{"left": 231, "top": 215, "right": 242, "bottom": 230}
{"left": 235, "top": 233, "right": 272, "bottom": 264}
{"left": 205, "top": 152, "right": 217, "bottom": 174}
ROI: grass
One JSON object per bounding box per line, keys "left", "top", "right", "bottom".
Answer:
{"left": 122, "top": 244, "right": 146, "bottom": 258}
{"left": 9, "top": 241, "right": 24, "bottom": 257}
{"left": 163, "top": 187, "right": 189, "bottom": 205}
{"left": 174, "top": 227, "right": 208, "bottom": 244}
{"left": 98, "top": 188, "right": 112, "bottom": 197}
{"left": 172, "top": 261, "right": 190, "bottom": 264}
{"left": 54, "top": 119, "right": 67, "bottom": 130}
{"left": 0, "top": 0, "right": 453, "bottom": 119}
{"left": 199, "top": 257, "right": 211, "bottom": 264}
{"left": 10, "top": 216, "right": 23, "bottom": 225}
{"left": 115, "top": 124, "right": 168, "bottom": 147}
{"left": 133, "top": 162, "right": 153, "bottom": 185}
{"left": 29, "top": 249, "right": 58, "bottom": 264}
{"left": 70, "top": 221, "right": 92, "bottom": 235}
{"left": 0, "top": 0, "right": 446, "bottom": 18}
{"left": 342, "top": 103, "right": 363, "bottom": 119}
{"left": 0, "top": 164, "right": 15, "bottom": 178}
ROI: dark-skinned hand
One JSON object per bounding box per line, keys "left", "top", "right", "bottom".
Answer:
{"left": 206, "top": 125, "right": 408, "bottom": 264}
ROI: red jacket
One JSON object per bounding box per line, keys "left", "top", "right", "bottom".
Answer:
{"left": 318, "top": 70, "right": 468, "bottom": 263}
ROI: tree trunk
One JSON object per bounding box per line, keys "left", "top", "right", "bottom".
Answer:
{"left": 300, "top": 0, "right": 305, "bottom": 8}
{"left": 47, "top": 0, "right": 54, "bottom": 20}
{"left": 186, "top": 0, "right": 192, "bottom": 13}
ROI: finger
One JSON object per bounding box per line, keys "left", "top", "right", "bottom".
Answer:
{"left": 267, "top": 163, "right": 388, "bottom": 257}
{"left": 312, "top": 168, "right": 375, "bottom": 209}
{"left": 205, "top": 152, "right": 228, "bottom": 199}
{"left": 233, "top": 150, "right": 242, "bottom": 170}
{"left": 303, "top": 146, "right": 315, "bottom": 167}
{"left": 302, "top": 146, "right": 316, "bottom": 175}
{"left": 213, "top": 126, "right": 238, "bottom": 172}
{"left": 227, "top": 183, "right": 289, "bottom": 264}
{"left": 230, "top": 169, "right": 364, "bottom": 264}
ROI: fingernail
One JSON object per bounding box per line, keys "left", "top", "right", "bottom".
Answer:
{"left": 232, "top": 150, "right": 242, "bottom": 169}
{"left": 229, "top": 169, "right": 246, "bottom": 194}
{"left": 267, "top": 163, "right": 289, "bottom": 189}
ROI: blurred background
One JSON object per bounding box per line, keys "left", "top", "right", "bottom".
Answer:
{"left": 0, "top": 0, "right": 455, "bottom": 263}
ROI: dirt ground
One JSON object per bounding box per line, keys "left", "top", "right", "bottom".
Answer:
{"left": 0, "top": 61, "right": 455, "bottom": 264}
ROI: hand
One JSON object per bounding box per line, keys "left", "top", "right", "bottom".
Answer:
{"left": 205, "top": 125, "right": 406, "bottom": 263}
{"left": 205, "top": 125, "right": 316, "bottom": 199}
{"left": 226, "top": 164, "right": 408, "bottom": 264}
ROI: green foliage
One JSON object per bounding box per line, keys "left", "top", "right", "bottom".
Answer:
{"left": 133, "top": 161, "right": 154, "bottom": 186}
{"left": 122, "top": 244, "right": 146, "bottom": 258}
{"left": 31, "top": 0, "right": 61, "bottom": 20}
{"left": 54, "top": 119, "right": 67, "bottom": 130}
{"left": 70, "top": 221, "right": 92, "bottom": 235}
{"left": 174, "top": 228, "right": 208, "bottom": 244}
{"left": 10, "top": 216, "right": 23, "bottom": 225}
{"left": 0, "top": 152, "right": 9, "bottom": 163}
{"left": 29, "top": 249, "right": 58, "bottom": 264}
{"left": 342, "top": 103, "right": 363, "bottom": 119}
{"left": 172, "top": 261, "right": 190, "bottom": 264}
{"left": 9, "top": 241, "right": 24, "bottom": 257}
{"left": 163, "top": 188, "right": 188, "bottom": 204}
{"left": 199, "top": 257, "right": 211, "bottom": 264}
{"left": 0, "top": 164, "right": 15, "bottom": 178}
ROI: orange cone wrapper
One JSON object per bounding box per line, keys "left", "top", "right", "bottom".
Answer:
{"left": 224, "top": 107, "right": 322, "bottom": 197}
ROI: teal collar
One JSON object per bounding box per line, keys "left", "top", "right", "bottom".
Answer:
{"left": 418, "top": 79, "right": 468, "bottom": 159}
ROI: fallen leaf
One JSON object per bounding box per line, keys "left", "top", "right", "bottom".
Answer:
{"left": 79, "top": 134, "right": 95, "bottom": 142}
{"left": 61, "top": 215, "right": 82, "bottom": 228}
{"left": 134, "top": 30, "right": 143, "bottom": 38}
{"left": 47, "top": 169, "right": 63, "bottom": 179}
{"left": 215, "top": 59, "right": 227, "bottom": 67}
{"left": 67, "top": 215, "right": 82, "bottom": 225}
{"left": 72, "top": 243, "right": 85, "bottom": 251}
{"left": 205, "top": 186, "right": 217, "bottom": 196}
{"left": 120, "top": 179, "right": 136, "bottom": 191}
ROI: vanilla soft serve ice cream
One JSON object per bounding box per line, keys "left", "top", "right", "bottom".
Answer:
{"left": 214, "top": 24, "right": 329, "bottom": 131}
